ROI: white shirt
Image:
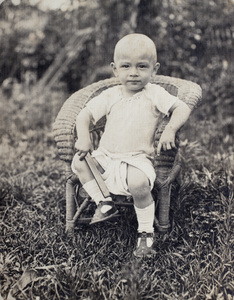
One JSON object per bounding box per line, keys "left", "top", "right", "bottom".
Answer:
{"left": 86, "top": 83, "right": 180, "bottom": 156}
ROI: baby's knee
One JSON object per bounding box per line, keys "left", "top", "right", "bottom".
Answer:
{"left": 130, "top": 181, "right": 150, "bottom": 198}
{"left": 71, "top": 154, "right": 84, "bottom": 174}
{"left": 72, "top": 154, "right": 96, "bottom": 183}
{"left": 127, "top": 169, "right": 151, "bottom": 198}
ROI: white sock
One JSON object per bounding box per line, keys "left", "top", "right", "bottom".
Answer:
{"left": 82, "top": 179, "right": 112, "bottom": 213}
{"left": 134, "top": 202, "right": 155, "bottom": 247}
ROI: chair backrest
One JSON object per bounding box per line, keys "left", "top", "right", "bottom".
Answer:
{"left": 53, "top": 75, "right": 202, "bottom": 163}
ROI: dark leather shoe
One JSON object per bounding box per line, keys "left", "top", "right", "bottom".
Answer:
{"left": 90, "top": 201, "right": 119, "bottom": 225}
{"left": 133, "top": 232, "right": 156, "bottom": 257}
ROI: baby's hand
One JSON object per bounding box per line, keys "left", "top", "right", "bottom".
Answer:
{"left": 75, "top": 137, "right": 93, "bottom": 160}
{"left": 157, "top": 127, "right": 176, "bottom": 156}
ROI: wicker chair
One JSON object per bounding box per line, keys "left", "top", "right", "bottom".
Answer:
{"left": 53, "top": 75, "right": 202, "bottom": 234}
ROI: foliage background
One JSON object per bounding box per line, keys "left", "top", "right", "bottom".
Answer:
{"left": 0, "top": 0, "right": 233, "bottom": 299}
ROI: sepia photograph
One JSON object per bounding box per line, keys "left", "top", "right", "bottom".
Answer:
{"left": 0, "top": 0, "right": 233, "bottom": 299}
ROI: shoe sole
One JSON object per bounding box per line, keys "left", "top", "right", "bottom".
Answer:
{"left": 90, "top": 210, "right": 120, "bottom": 225}
{"left": 133, "top": 251, "right": 156, "bottom": 258}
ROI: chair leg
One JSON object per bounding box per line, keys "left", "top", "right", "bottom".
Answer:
{"left": 156, "top": 184, "right": 172, "bottom": 232}
{"left": 65, "top": 164, "right": 79, "bottom": 234}
{"left": 155, "top": 169, "right": 172, "bottom": 233}
{"left": 66, "top": 177, "right": 78, "bottom": 233}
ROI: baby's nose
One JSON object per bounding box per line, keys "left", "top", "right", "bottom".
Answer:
{"left": 130, "top": 67, "right": 139, "bottom": 76}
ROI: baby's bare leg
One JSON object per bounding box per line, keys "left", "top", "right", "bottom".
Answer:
{"left": 72, "top": 153, "right": 104, "bottom": 185}
{"left": 127, "top": 165, "right": 153, "bottom": 208}
{"left": 72, "top": 153, "right": 117, "bottom": 222}
{"left": 127, "top": 165, "right": 155, "bottom": 254}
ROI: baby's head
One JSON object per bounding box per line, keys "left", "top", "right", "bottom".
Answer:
{"left": 111, "top": 34, "right": 160, "bottom": 94}
{"left": 114, "top": 33, "right": 157, "bottom": 63}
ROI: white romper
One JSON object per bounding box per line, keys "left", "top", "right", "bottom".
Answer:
{"left": 72, "top": 83, "right": 181, "bottom": 196}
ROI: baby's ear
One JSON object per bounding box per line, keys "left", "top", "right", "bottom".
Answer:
{"left": 110, "top": 62, "right": 118, "bottom": 77}
{"left": 154, "top": 62, "right": 160, "bottom": 74}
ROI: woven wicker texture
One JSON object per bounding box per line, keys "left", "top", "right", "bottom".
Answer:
{"left": 53, "top": 75, "right": 202, "bottom": 162}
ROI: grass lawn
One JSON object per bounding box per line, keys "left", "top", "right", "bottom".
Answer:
{"left": 0, "top": 89, "right": 233, "bottom": 300}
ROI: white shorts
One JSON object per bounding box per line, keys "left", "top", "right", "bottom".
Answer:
{"left": 72, "top": 147, "right": 156, "bottom": 196}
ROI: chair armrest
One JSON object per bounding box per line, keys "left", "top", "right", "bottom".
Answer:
{"left": 53, "top": 78, "right": 120, "bottom": 162}
{"left": 151, "top": 74, "right": 202, "bottom": 110}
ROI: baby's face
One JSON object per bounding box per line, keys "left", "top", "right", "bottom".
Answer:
{"left": 111, "top": 48, "right": 158, "bottom": 95}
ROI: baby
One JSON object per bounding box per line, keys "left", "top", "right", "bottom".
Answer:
{"left": 71, "top": 34, "right": 191, "bottom": 257}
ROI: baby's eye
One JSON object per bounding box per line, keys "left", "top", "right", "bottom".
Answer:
{"left": 121, "top": 65, "right": 129, "bottom": 69}
{"left": 138, "top": 64, "right": 148, "bottom": 69}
